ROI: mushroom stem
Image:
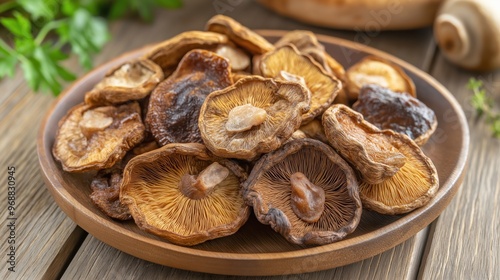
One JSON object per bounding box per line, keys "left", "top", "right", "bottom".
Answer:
{"left": 225, "top": 104, "right": 267, "bottom": 133}
{"left": 290, "top": 172, "right": 325, "bottom": 223}
{"left": 179, "top": 162, "right": 230, "bottom": 200}
{"left": 79, "top": 109, "right": 113, "bottom": 139}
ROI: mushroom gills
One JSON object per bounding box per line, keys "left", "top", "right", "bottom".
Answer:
{"left": 290, "top": 172, "right": 325, "bottom": 223}
{"left": 225, "top": 104, "right": 268, "bottom": 133}
{"left": 179, "top": 162, "right": 230, "bottom": 200}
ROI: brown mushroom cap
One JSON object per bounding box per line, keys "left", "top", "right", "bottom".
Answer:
{"left": 353, "top": 84, "right": 438, "bottom": 146}
{"left": 146, "top": 49, "right": 233, "bottom": 146}
{"left": 120, "top": 143, "right": 250, "bottom": 246}
{"left": 322, "top": 105, "right": 407, "bottom": 185}
{"left": 53, "top": 102, "right": 145, "bottom": 172}
{"left": 243, "top": 138, "right": 362, "bottom": 245}
{"left": 346, "top": 56, "right": 416, "bottom": 101}
{"left": 205, "top": 14, "right": 274, "bottom": 55}
{"left": 258, "top": 44, "right": 342, "bottom": 124}
{"left": 145, "top": 31, "right": 228, "bottom": 76}
{"left": 84, "top": 59, "right": 164, "bottom": 106}
{"left": 90, "top": 165, "right": 131, "bottom": 221}
{"left": 199, "top": 75, "right": 310, "bottom": 160}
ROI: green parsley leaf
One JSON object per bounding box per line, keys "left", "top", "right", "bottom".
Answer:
{"left": 468, "top": 77, "right": 500, "bottom": 138}
{"left": 1, "top": 11, "right": 32, "bottom": 38}
{"left": 0, "top": 40, "right": 18, "bottom": 77}
{"left": 17, "top": 0, "right": 58, "bottom": 21}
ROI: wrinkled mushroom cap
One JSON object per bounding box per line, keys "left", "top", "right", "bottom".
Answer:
{"left": 199, "top": 75, "right": 310, "bottom": 160}
{"left": 258, "top": 44, "right": 342, "bottom": 124}
{"left": 53, "top": 102, "right": 145, "bottom": 172}
{"left": 146, "top": 49, "right": 233, "bottom": 146}
{"left": 353, "top": 84, "right": 438, "bottom": 146}
{"left": 145, "top": 31, "right": 228, "bottom": 76}
{"left": 120, "top": 143, "right": 249, "bottom": 246}
{"left": 358, "top": 133, "right": 439, "bottom": 215}
{"left": 322, "top": 105, "right": 407, "bottom": 184}
{"left": 90, "top": 166, "right": 131, "bottom": 221}
{"left": 346, "top": 56, "right": 416, "bottom": 101}
{"left": 84, "top": 59, "right": 164, "bottom": 106}
{"left": 205, "top": 14, "right": 274, "bottom": 54}
{"left": 243, "top": 139, "right": 362, "bottom": 245}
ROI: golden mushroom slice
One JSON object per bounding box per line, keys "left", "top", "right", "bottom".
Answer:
{"left": 346, "top": 56, "right": 416, "bottom": 101}
{"left": 146, "top": 49, "right": 233, "bottom": 146}
{"left": 353, "top": 84, "right": 438, "bottom": 146}
{"left": 243, "top": 139, "right": 362, "bottom": 245}
{"left": 84, "top": 59, "right": 164, "bottom": 106}
{"left": 199, "top": 75, "right": 310, "bottom": 160}
{"left": 145, "top": 31, "right": 228, "bottom": 76}
{"left": 120, "top": 143, "right": 250, "bottom": 246}
{"left": 322, "top": 104, "right": 406, "bottom": 185}
{"left": 53, "top": 102, "right": 145, "bottom": 172}
{"left": 258, "top": 44, "right": 342, "bottom": 124}
{"left": 205, "top": 15, "right": 274, "bottom": 55}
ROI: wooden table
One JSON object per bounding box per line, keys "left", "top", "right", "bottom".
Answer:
{"left": 1, "top": 1, "right": 498, "bottom": 279}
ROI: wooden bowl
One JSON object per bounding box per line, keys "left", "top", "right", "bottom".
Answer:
{"left": 37, "top": 30, "right": 469, "bottom": 276}
{"left": 258, "top": 0, "right": 444, "bottom": 30}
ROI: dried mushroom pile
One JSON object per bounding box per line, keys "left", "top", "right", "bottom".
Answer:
{"left": 53, "top": 15, "right": 439, "bottom": 246}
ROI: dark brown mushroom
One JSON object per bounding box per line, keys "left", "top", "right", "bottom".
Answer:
{"left": 199, "top": 75, "right": 310, "bottom": 160}
{"left": 120, "top": 143, "right": 249, "bottom": 246}
{"left": 53, "top": 102, "right": 145, "bottom": 172}
{"left": 353, "top": 84, "right": 437, "bottom": 146}
{"left": 243, "top": 138, "right": 362, "bottom": 245}
{"left": 84, "top": 59, "right": 164, "bottom": 106}
{"left": 146, "top": 49, "right": 233, "bottom": 146}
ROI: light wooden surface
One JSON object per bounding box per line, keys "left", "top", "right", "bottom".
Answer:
{"left": 0, "top": 0, "right": 498, "bottom": 279}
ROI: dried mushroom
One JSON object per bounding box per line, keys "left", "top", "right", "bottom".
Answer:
{"left": 199, "top": 76, "right": 310, "bottom": 160}
{"left": 84, "top": 59, "right": 164, "bottom": 106}
{"left": 258, "top": 44, "right": 341, "bottom": 124}
{"left": 90, "top": 164, "right": 131, "bottom": 220}
{"left": 205, "top": 15, "right": 274, "bottom": 55}
{"left": 346, "top": 56, "right": 416, "bottom": 101}
{"left": 274, "top": 30, "right": 345, "bottom": 79}
{"left": 145, "top": 31, "right": 228, "bottom": 76}
{"left": 120, "top": 143, "right": 249, "bottom": 246}
{"left": 299, "top": 119, "right": 328, "bottom": 143}
{"left": 243, "top": 139, "right": 362, "bottom": 245}
{"left": 214, "top": 44, "right": 251, "bottom": 71}
{"left": 53, "top": 102, "right": 145, "bottom": 172}
{"left": 322, "top": 105, "right": 406, "bottom": 185}
{"left": 353, "top": 84, "right": 437, "bottom": 145}
{"left": 146, "top": 49, "right": 233, "bottom": 146}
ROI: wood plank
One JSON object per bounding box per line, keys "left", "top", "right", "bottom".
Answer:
{"left": 63, "top": 229, "right": 428, "bottom": 280}
{"left": 0, "top": 83, "right": 88, "bottom": 279}
{"left": 58, "top": 0, "right": 439, "bottom": 279}
{"left": 418, "top": 56, "right": 500, "bottom": 279}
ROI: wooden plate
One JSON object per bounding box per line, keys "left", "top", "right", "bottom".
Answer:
{"left": 37, "top": 30, "right": 469, "bottom": 276}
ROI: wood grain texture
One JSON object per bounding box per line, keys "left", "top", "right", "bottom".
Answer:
{"left": 0, "top": 82, "right": 87, "bottom": 279}
{"left": 418, "top": 56, "right": 500, "bottom": 280}
{"left": 63, "top": 229, "right": 428, "bottom": 280}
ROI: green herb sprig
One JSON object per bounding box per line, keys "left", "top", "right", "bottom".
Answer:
{"left": 0, "top": 0, "right": 182, "bottom": 96}
{"left": 468, "top": 77, "right": 500, "bottom": 138}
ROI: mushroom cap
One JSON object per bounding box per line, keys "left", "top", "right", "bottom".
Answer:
{"left": 346, "top": 55, "right": 416, "bottom": 101}
{"left": 84, "top": 59, "right": 164, "bottom": 106}
{"left": 146, "top": 49, "right": 233, "bottom": 146}
{"left": 358, "top": 133, "right": 439, "bottom": 215}
{"left": 90, "top": 166, "right": 131, "bottom": 221}
{"left": 52, "top": 102, "right": 145, "bottom": 172}
{"left": 199, "top": 75, "right": 310, "bottom": 160}
{"left": 120, "top": 143, "right": 250, "bottom": 246}
{"left": 145, "top": 31, "right": 228, "bottom": 76}
{"left": 205, "top": 15, "right": 275, "bottom": 55}
{"left": 322, "top": 104, "right": 407, "bottom": 185}
{"left": 258, "top": 44, "right": 342, "bottom": 124}
{"left": 353, "top": 84, "right": 438, "bottom": 146}
{"left": 243, "top": 138, "right": 362, "bottom": 245}
{"left": 274, "top": 30, "right": 346, "bottom": 80}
